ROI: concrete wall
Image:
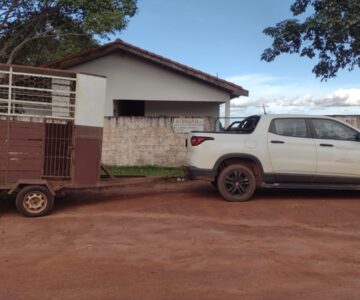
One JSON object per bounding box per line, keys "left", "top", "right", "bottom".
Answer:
{"left": 102, "top": 117, "right": 214, "bottom": 166}
{"left": 68, "top": 53, "right": 230, "bottom": 116}
{"left": 332, "top": 115, "right": 360, "bottom": 129}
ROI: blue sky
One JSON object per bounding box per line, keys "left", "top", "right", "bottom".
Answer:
{"left": 116, "top": 0, "right": 360, "bottom": 116}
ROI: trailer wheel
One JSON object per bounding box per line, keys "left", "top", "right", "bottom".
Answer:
{"left": 16, "top": 185, "right": 54, "bottom": 217}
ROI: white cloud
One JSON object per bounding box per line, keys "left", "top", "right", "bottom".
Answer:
{"left": 322, "top": 88, "right": 360, "bottom": 106}
{"left": 231, "top": 89, "right": 360, "bottom": 108}
{"left": 224, "top": 73, "right": 360, "bottom": 116}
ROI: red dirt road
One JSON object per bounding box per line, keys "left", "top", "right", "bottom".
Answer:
{"left": 1, "top": 180, "right": 360, "bottom": 300}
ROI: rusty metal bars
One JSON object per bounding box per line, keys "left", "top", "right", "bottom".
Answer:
{"left": 43, "top": 120, "right": 72, "bottom": 178}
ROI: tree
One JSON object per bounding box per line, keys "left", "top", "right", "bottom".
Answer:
{"left": 0, "top": 0, "right": 137, "bottom": 65}
{"left": 261, "top": 0, "right": 360, "bottom": 80}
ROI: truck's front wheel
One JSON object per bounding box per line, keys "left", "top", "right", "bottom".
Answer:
{"left": 217, "top": 164, "right": 256, "bottom": 202}
{"left": 16, "top": 185, "right": 54, "bottom": 217}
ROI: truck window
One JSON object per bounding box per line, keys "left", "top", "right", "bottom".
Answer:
{"left": 311, "top": 119, "right": 358, "bottom": 141}
{"left": 269, "top": 118, "right": 307, "bottom": 138}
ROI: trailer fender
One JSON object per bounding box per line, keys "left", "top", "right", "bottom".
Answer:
{"left": 8, "top": 180, "right": 56, "bottom": 196}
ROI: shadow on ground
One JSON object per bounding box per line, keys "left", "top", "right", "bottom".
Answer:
{"left": 1, "top": 181, "right": 360, "bottom": 216}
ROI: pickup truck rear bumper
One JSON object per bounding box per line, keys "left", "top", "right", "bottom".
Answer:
{"left": 183, "top": 165, "right": 214, "bottom": 181}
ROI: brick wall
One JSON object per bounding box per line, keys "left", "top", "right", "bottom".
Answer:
{"left": 102, "top": 117, "right": 214, "bottom": 166}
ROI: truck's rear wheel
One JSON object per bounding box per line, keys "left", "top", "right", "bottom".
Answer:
{"left": 217, "top": 164, "right": 256, "bottom": 202}
{"left": 16, "top": 185, "right": 54, "bottom": 217}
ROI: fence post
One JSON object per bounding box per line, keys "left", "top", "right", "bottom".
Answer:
{"left": 8, "top": 66, "right": 12, "bottom": 115}
{"left": 225, "top": 99, "right": 230, "bottom": 127}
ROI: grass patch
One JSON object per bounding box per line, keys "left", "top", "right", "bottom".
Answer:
{"left": 107, "top": 165, "right": 184, "bottom": 177}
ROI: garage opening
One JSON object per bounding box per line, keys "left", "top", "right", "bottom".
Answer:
{"left": 113, "top": 100, "right": 145, "bottom": 117}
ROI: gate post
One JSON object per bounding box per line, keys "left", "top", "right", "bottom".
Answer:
{"left": 225, "top": 99, "right": 230, "bottom": 128}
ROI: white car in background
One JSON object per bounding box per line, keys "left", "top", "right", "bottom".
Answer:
{"left": 185, "top": 114, "right": 360, "bottom": 202}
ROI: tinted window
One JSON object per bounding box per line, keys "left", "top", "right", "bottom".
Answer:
{"left": 269, "top": 118, "right": 307, "bottom": 138}
{"left": 311, "top": 119, "right": 358, "bottom": 141}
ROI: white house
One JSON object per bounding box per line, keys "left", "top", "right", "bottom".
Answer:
{"left": 45, "top": 39, "right": 248, "bottom": 125}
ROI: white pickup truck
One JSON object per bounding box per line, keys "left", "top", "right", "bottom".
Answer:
{"left": 184, "top": 114, "right": 360, "bottom": 202}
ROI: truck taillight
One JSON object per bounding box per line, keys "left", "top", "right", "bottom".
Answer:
{"left": 191, "top": 136, "right": 214, "bottom": 146}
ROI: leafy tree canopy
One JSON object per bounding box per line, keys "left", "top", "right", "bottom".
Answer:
{"left": 0, "top": 0, "right": 137, "bottom": 65}
{"left": 261, "top": 0, "right": 360, "bottom": 80}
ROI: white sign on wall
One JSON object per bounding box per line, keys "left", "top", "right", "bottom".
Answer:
{"left": 173, "top": 118, "right": 204, "bottom": 133}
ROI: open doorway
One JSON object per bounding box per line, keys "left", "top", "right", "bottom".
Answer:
{"left": 113, "top": 100, "right": 145, "bottom": 117}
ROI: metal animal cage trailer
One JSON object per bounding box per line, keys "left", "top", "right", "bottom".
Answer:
{"left": 0, "top": 64, "right": 123, "bottom": 217}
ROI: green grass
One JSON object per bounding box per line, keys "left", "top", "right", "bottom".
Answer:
{"left": 106, "top": 165, "right": 184, "bottom": 177}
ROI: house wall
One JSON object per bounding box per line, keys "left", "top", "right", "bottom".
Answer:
{"left": 144, "top": 101, "right": 220, "bottom": 117}
{"left": 68, "top": 53, "right": 230, "bottom": 116}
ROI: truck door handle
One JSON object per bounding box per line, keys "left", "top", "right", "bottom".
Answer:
{"left": 271, "top": 140, "right": 284, "bottom": 144}
{"left": 320, "top": 143, "right": 334, "bottom": 147}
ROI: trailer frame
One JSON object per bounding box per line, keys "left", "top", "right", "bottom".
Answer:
{"left": 0, "top": 64, "right": 128, "bottom": 217}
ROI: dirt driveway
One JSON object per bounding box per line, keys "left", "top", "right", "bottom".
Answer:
{"left": 1, "top": 180, "right": 360, "bottom": 300}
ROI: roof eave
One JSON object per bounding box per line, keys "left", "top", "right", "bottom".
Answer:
{"left": 231, "top": 88, "right": 249, "bottom": 98}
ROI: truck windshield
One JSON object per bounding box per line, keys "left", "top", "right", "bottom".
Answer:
{"left": 226, "top": 116, "right": 260, "bottom": 133}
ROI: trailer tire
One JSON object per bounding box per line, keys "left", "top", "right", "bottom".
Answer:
{"left": 16, "top": 185, "right": 54, "bottom": 217}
